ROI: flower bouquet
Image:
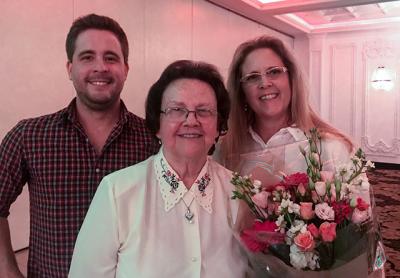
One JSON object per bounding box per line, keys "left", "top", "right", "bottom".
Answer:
{"left": 231, "top": 128, "right": 386, "bottom": 277}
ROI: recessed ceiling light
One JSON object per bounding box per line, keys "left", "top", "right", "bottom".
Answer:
{"left": 256, "top": 0, "right": 284, "bottom": 3}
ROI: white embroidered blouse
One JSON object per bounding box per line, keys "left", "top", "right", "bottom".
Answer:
{"left": 68, "top": 148, "right": 247, "bottom": 278}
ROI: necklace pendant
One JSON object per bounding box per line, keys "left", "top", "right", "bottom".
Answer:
{"left": 185, "top": 209, "right": 194, "bottom": 224}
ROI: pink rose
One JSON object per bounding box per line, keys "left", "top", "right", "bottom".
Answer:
{"left": 330, "top": 184, "right": 336, "bottom": 202}
{"left": 311, "top": 191, "right": 319, "bottom": 203}
{"left": 294, "top": 231, "right": 315, "bottom": 251}
{"left": 351, "top": 208, "right": 370, "bottom": 224}
{"left": 297, "top": 183, "right": 306, "bottom": 196}
{"left": 315, "top": 203, "right": 335, "bottom": 221}
{"left": 319, "top": 222, "right": 337, "bottom": 242}
{"left": 320, "top": 171, "right": 334, "bottom": 182}
{"left": 251, "top": 191, "right": 270, "bottom": 209}
{"left": 315, "top": 181, "right": 326, "bottom": 197}
{"left": 300, "top": 202, "right": 314, "bottom": 220}
{"left": 307, "top": 223, "right": 319, "bottom": 238}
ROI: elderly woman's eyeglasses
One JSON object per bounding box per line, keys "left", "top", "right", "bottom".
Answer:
{"left": 240, "top": 66, "right": 288, "bottom": 85}
{"left": 160, "top": 107, "right": 217, "bottom": 122}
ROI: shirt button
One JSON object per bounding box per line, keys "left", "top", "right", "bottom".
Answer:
{"left": 191, "top": 257, "right": 197, "bottom": 262}
{"left": 95, "top": 168, "right": 100, "bottom": 173}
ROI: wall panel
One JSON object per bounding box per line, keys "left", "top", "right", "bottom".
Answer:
{"left": 329, "top": 44, "right": 356, "bottom": 137}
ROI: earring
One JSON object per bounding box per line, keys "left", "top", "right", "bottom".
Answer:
{"left": 158, "top": 139, "right": 162, "bottom": 145}
{"left": 244, "top": 104, "right": 248, "bottom": 112}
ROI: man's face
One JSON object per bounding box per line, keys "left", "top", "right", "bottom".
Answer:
{"left": 67, "top": 29, "right": 129, "bottom": 111}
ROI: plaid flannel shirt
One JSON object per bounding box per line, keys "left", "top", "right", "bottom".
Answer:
{"left": 0, "top": 99, "right": 159, "bottom": 277}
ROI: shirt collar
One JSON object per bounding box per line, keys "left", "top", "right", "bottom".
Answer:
{"left": 155, "top": 149, "right": 213, "bottom": 214}
{"left": 58, "top": 98, "right": 130, "bottom": 126}
{"left": 248, "top": 125, "right": 306, "bottom": 148}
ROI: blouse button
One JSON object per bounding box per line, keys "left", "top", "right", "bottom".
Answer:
{"left": 191, "top": 257, "right": 197, "bottom": 262}
{"left": 95, "top": 168, "right": 100, "bottom": 173}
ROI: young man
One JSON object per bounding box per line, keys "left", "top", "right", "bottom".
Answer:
{"left": 0, "top": 14, "right": 159, "bottom": 278}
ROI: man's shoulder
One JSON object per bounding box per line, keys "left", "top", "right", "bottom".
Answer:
{"left": 15, "top": 107, "right": 67, "bottom": 129}
{"left": 125, "top": 111, "right": 147, "bottom": 128}
{"left": 124, "top": 112, "right": 157, "bottom": 146}
{"left": 6, "top": 107, "right": 68, "bottom": 138}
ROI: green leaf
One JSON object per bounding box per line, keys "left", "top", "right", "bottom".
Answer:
{"left": 316, "top": 242, "right": 334, "bottom": 269}
{"left": 268, "top": 244, "right": 291, "bottom": 266}
{"left": 333, "top": 223, "right": 368, "bottom": 268}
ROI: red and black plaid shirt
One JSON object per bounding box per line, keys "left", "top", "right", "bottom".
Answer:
{"left": 0, "top": 99, "right": 159, "bottom": 277}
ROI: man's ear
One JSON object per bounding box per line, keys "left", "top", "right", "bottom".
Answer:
{"left": 124, "top": 63, "right": 129, "bottom": 79}
{"left": 66, "top": 61, "right": 72, "bottom": 80}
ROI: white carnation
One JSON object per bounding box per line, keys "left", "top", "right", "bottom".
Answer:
{"left": 289, "top": 244, "right": 320, "bottom": 270}
{"left": 289, "top": 245, "right": 308, "bottom": 270}
{"left": 288, "top": 203, "right": 300, "bottom": 214}
{"left": 289, "top": 220, "right": 305, "bottom": 234}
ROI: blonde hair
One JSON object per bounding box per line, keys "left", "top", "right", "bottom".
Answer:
{"left": 221, "top": 36, "right": 353, "bottom": 170}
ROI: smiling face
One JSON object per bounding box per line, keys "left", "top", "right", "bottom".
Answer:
{"left": 67, "top": 29, "right": 129, "bottom": 111}
{"left": 241, "top": 48, "right": 291, "bottom": 126}
{"left": 157, "top": 78, "right": 218, "bottom": 163}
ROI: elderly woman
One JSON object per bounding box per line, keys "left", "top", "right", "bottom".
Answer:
{"left": 68, "top": 60, "right": 247, "bottom": 277}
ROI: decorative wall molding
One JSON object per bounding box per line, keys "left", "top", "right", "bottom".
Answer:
{"left": 361, "top": 136, "right": 400, "bottom": 156}
{"left": 329, "top": 43, "right": 356, "bottom": 137}
{"left": 310, "top": 50, "right": 322, "bottom": 112}
{"left": 361, "top": 39, "right": 399, "bottom": 160}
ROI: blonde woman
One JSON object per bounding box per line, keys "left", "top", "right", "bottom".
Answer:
{"left": 218, "top": 36, "right": 384, "bottom": 277}
{"left": 219, "top": 35, "right": 353, "bottom": 172}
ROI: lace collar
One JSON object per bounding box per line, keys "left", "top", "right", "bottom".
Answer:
{"left": 155, "top": 150, "right": 213, "bottom": 214}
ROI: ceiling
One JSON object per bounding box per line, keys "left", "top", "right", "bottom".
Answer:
{"left": 207, "top": 0, "right": 400, "bottom": 36}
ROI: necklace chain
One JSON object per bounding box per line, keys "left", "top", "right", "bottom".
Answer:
{"left": 182, "top": 198, "right": 195, "bottom": 224}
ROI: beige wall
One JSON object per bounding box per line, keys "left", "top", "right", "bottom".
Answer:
{"left": 0, "top": 0, "right": 293, "bottom": 250}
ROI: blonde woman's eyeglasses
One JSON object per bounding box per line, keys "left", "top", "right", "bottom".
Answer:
{"left": 240, "top": 66, "right": 288, "bottom": 85}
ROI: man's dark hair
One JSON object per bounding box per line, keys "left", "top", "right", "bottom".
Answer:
{"left": 66, "top": 14, "right": 129, "bottom": 64}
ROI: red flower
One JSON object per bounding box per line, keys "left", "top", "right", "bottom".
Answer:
{"left": 253, "top": 221, "right": 278, "bottom": 232}
{"left": 283, "top": 172, "right": 309, "bottom": 190}
{"left": 240, "top": 221, "right": 284, "bottom": 253}
{"left": 332, "top": 201, "right": 352, "bottom": 224}
{"left": 241, "top": 231, "right": 265, "bottom": 252}
{"left": 356, "top": 198, "right": 369, "bottom": 211}
{"left": 307, "top": 223, "right": 319, "bottom": 238}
